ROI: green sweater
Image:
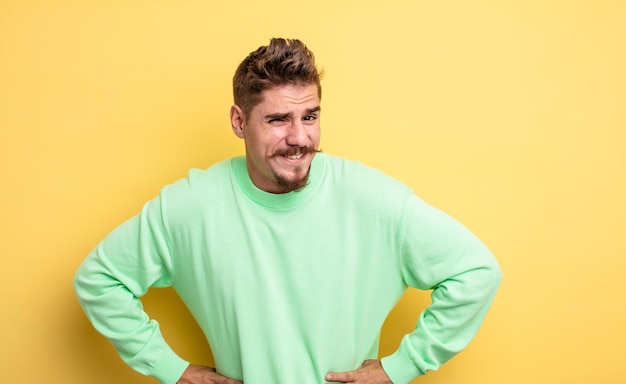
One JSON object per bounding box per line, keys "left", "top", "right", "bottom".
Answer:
{"left": 74, "top": 153, "right": 501, "bottom": 384}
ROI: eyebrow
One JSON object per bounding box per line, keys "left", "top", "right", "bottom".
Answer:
{"left": 306, "top": 106, "right": 321, "bottom": 114}
{"left": 264, "top": 106, "right": 321, "bottom": 120}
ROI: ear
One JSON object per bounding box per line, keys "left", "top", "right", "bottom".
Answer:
{"left": 230, "top": 105, "right": 245, "bottom": 139}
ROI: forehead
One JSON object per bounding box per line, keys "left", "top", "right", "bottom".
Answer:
{"left": 252, "top": 84, "right": 320, "bottom": 113}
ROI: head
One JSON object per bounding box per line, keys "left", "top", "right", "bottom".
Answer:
{"left": 233, "top": 38, "right": 323, "bottom": 117}
{"left": 230, "top": 38, "right": 323, "bottom": 194}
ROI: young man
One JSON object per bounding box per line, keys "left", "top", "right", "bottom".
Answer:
{"left": 75, "top": 38, "right": 502, "bottom": 384}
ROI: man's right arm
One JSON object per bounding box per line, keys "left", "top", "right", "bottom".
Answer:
{"left": 74, "top": 196, "right": 189, "bottom": 384}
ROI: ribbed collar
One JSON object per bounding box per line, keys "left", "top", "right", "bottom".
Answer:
{"left": 232, "top": 153, "right": 326, "bottom": 211}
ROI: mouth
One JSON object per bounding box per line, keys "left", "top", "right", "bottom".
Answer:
{"left": 283, "top": 153, "right": 305, "bottom": 161}
{"left": 274, "top": 147, "right": 318, "bottom": 162}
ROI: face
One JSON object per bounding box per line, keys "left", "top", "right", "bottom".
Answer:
{"left": 230, "top": 83, "right": 321, "bottom": 193}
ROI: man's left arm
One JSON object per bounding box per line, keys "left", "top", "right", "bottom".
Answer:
{"left": 327, "top": 196, "right": 502, "bottom": 384}
{"left": 384, "top": 196, "right": 502, "bottom": 383}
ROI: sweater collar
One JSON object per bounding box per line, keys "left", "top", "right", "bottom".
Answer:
{"left": 232, "top": 153, "right": 326, "bottom": 210}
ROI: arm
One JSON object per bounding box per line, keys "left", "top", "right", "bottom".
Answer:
{"left": 74, "top": 196, "right": 190, "bottom": 384}
{"left": 381, "top": 196, "right": 502, "bottom": 383}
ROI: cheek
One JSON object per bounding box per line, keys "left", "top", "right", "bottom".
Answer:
{"left": 256, "top": 132, "right": 284, "bottom": 155}
{"left": 309, "top": 127, "right": 321, "bottom": 144}
{"left": 245, "top": 134, "right": 267, "bottom": 157}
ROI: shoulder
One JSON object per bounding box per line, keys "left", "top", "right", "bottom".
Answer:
{"left": 157, "top": 158, "right": 238, "bottom": 215}
{"left": 318, "top": 153, "right": 413, "bottom": 213}
{"left": 163, "top": 158, "right": 235, "bottom": 194}
{"left": 320, "top": 153, "right": 411, "bottom": 195}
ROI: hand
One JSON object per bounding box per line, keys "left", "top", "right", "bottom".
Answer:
{"left": 325, "top": 359, "right": 393, "bottom": 383}
{"left": 177, "top": 364, "right": 243, "bottom": 384}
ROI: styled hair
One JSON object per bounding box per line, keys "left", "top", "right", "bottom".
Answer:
{"left": 233, "top": 38, "right": 323, "bottom": 116}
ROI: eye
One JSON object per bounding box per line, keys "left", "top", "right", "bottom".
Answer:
{"left": 268, "top": 117, "right": 286, "bottom": 124}
{"left": 303, "top": 114, "right": 318, "bottom": 122}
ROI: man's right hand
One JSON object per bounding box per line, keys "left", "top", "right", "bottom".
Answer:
{"left": 177, "top": 364, "right": 243, "bottom": 384}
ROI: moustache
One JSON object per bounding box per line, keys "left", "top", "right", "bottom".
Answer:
{"left": 272, "top": 147, "right": 321, "bottom": 158}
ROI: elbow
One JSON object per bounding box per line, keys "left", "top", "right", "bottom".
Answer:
{"left": 73, "top": 260, "right": 90, "bottom": 304}
{"left": 465, "top": 250, "right": 503, "bottom": 299}
{"left": 491, "top": 254, "right": 503, "bottom": 288}
{"left": 481, "top": 250, "right": 503, "bottom": 293}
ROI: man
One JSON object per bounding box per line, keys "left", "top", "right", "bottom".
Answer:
{"left": 75, "top": 38, "right": 502, "bottom": 384}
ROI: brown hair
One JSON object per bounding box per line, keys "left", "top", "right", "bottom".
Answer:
{"left": 233, "top": 38, "right": 323, "bottom": 116}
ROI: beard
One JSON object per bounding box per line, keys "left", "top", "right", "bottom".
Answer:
{"left": 273, "top": 165, "right": 310, "bottom": 192}
{"left": 271, "top": 147, "right": 321, "bottom": 193}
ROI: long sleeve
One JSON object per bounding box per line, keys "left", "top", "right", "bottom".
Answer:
{"left": 381, "top": 196, "right": 502, "bottom": 383}
{"left": 74, "top": 195, "right": 189, "bottom": 384}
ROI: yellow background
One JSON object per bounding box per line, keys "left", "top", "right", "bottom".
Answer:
{"left": 1, "top": 0, "right": 625, "bottom": 383}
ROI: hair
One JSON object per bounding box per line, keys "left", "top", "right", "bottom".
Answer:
{"left": 233, "top": 38, "right": 323, "bottom": 116}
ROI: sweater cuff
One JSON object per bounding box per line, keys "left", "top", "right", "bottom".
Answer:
{"left": 149, "top": 352, "right": 189, "bottom": 384}
{"left": 125, "top": 325, "right": 190, "bottom": 384}
{"left": 380, "top": 349, "right": 422, "bottom": 384}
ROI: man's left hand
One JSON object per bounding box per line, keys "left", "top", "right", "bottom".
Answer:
{"left": 325, "top": 359, "right": 393, "bottom": 383}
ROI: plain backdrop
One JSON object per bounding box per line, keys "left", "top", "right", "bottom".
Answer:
{"left": 1, "top": 0, "right": 625, "bottom": 383}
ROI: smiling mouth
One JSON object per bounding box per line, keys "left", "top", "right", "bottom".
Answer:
{"left": 284, "top": 153, "right": 304, "bottom": 160}
{"left": 273, "top": 147, "right": 319, "bottom": 160}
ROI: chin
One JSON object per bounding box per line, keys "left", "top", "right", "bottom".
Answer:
{"left": 275, "top": 170, "right": 310, "bottom": 193}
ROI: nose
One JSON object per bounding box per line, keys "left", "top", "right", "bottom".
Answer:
{"left": 285, "top": 119, "right": 308, "bottom": 147}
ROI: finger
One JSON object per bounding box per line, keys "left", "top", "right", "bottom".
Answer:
{"left": 325, "top": 371, "right": 357, "bottom": 383}
{"left": 216, "top": 374, "right": 243, "bottom": 384}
